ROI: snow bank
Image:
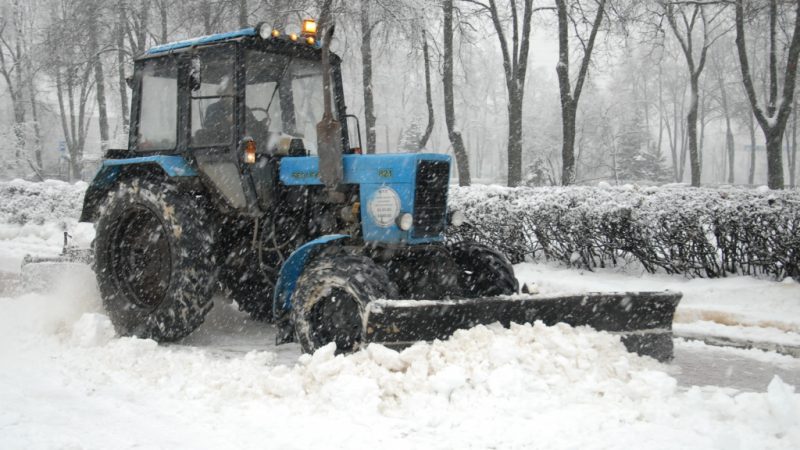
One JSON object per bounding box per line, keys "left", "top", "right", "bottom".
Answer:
{"left": 2, "top": 282, "right": 799, "bottom": 448}
{"left": 0, "top": 180, "right": 93, "bottom": 273}
{"left": 0, "top": 179, "right": 86, "bottom": 225}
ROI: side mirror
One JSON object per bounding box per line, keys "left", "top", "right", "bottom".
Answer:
{"left": 189, "top": 56, "right": 201, "bottom": 91}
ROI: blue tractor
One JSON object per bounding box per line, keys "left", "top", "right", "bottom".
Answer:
{"left": 76, "top": 20, "right": 680, "bottom": 359}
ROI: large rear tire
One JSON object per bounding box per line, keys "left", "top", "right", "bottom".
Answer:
{"left": 291, "top": 255, "right": 398, "bottom": 354}
{"left": 449, "top": 241, "right": 518, "bottom": 297}
{"left": 94, "top": 179, "right": 216, "bottom": 341}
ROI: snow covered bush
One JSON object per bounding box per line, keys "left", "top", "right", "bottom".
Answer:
{"left": 449, "top": 185, "right": 800, "bottom": 280}
{"left": 0, "top": 179, "right": 87, "bottom": 226}
{"left": 3, "top": 179, "right": 798, "bottom": 280}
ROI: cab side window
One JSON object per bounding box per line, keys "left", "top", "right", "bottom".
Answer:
{"left": 138, "top": 59, "right": 177, "bottom": 150}
{"left": 190, "top": 49, "right": 236, "bottom": 147}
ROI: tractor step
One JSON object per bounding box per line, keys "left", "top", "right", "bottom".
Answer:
{"left": 364, "top": 291, "right": 681, "bottom": 362}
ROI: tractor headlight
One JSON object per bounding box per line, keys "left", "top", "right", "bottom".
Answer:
{"left": 397, "top": 213, "right": 413, "bottom": 231}
{"left": 243, "top": 138, "right": 257, "bottom": 164}
{"left": 449, "top": 210, "right": 465, "bottom": 227}
{"left": 255, "top": 22, "right": 273, "bottom": 39}
{"left": 302, "top": 19, "right": 318, "bottom": 37}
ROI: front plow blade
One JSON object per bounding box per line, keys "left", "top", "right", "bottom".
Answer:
{"left": 20, "top": 251, "right": 94, "bottom": 293}
{"left": 365, "top": 291, "right": 681, "bottom": 362}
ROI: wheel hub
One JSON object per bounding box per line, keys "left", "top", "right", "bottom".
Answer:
{"left": 110, "top": 206, "right": 172, "bottom": 309}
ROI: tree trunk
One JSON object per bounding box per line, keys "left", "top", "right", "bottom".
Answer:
{"left": 117, "top": 4, "right": 130, "bottom": 132}
{"left": 443, "top": 0, "right": 470, "bottom": 185}
{"left": 657, "top": 64, "right": 665, "bottom": 178}
{"left": 239, "top": 0, "right": 248, "bottom": 27}
{"left": 687, "top": 78, "right": 701, "bottom": 186}
{"left": 89, "top": 3, "right": 110, "bottom": 153}
{"left": 159, "top": 0, "right": 168, "bottom": 44}
{"left": 137, "top": 1, "right": 151, "bottom": 53}
{"left": 791, "top": 99, "right": 798, "bottom": 187}
{"left": 28, "top": 79, "right": 42, "bottom": 170}
{"left": 667, "top": 101, "right": 678, "bottom": 181}
{"left": 507, "top": 95, "right": 523, "bottom": 185}
{"left": 11, "top": 95, "right": 25, "bottom": 160}
{"left": 419, "top": 31, "right": 434, "bottom": 151}
{"left": 201, "top": 1, "right": 212, "bottom": 35}
{"left": 560, "top": 102, "right": 577, "bottom": 185}
{"left": 765, "top": 127, "right": 785, "bottom": 188}
{"left": 360, "top": 0, "right": 376, "bottom": 154}
{"left": 726, "top": 122, "right": 735, "bottom": 184}
{"left": 717, "top": 71, "right": 734, "bottom": 183}
{"left": 748, "top": 113, "right": 756, "bottom": 184}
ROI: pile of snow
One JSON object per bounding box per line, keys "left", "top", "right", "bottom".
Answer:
{"left": 2, "top": 280, "right": 800, "bottom": 448}
{"left": 0, "top": 179, "right": 86, "bottom": 225}
{"left": 0, "top": 180, "right": 93, "bottom": 273}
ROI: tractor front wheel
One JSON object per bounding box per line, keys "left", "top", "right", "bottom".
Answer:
{"left": 449, "top": 241, "right": 518, "bottom": 297}
{"left": 291, "top": 255, "right": 398, "bottom": 354}
{"left": 94, "top": 180, "right": 217, "bottom": 341}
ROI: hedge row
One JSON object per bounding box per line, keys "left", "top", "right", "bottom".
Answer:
{"left": 3, "top": 179, "right": 798, "bottom": 280}
{"left": 448, "top": 185, "right": 800, "bottom": 280}
{"left": 0, "top": 179, "right": 87, "bottom": 225}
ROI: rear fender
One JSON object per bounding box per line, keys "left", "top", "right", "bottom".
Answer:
{"left": 272, "top": 234, "right": 350, "bottom": 317}
{"left": 79, "top": 156, "right": 198, "bottom": 222}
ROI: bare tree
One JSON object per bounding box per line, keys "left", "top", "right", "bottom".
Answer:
{"left": 47, "top": 0, "right": 97, "bottom": 180}
{"left": 0, "top": 0, "right": 29, "bottom": 161}
{"left": 556, "top": 0, "right": 607, "bottom": 186}
{"left": 735, "top": 0, "right": 800, "bottom": 189}
{"left": 115, "top": 2, "right": 130, "bottom": 131}
{"left": 465, "top": 0, "right": 541, "bottom": 186}
{"left": 708, "top": 41, "right": 737, "bottom": 183}
{"left": 418, "top": 29, "right": 434, "bottom": 151}
{"left": 790, "top": 96, "right": 798, "bottom": 187}
{"left": 443, "top": 0, "right": 470, "bottom": 185}
{"left": 660, "top": 0, "right": 727, "bottom": 187}
{"left": 360, "top": 0, "right": 377, "bottom": 153}
{"left": 87, "top": 0, "right": 110, "bottom": 154}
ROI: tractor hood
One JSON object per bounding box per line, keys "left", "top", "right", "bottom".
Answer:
{"left": 280, "top": 153, "right": 451, "bottom": 244}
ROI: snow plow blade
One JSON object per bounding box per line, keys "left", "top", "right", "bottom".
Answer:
{"left": 20, "top": 232, "right": 94, "bottom": 293}
{"left": 365, "top": 291, "right": 681, "bottom": 362}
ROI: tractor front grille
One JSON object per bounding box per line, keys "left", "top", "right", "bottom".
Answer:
{"left": 413, "top": 160, "right": 449, "bottom": 238}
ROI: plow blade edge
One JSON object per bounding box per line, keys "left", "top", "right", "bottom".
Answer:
{"left": 364, "top": 291, "right": 681, "bottom": 362}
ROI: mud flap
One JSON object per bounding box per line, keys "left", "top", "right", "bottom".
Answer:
{"left": 364, "top": 291, "right": 681, "bottom": 362}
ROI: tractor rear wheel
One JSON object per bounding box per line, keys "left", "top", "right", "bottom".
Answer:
{"left": 449, "top": 241, "right": 518, "bottom": 297}
{"left": 94, "top": 180, "right": 217, "bottom": 341}
{"left": 291, "top": 255, "right": 398, "bottom": 354}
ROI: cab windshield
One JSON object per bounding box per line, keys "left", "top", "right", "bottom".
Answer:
{"left": 245, "top": 50, "right": 332, "bottom": 155}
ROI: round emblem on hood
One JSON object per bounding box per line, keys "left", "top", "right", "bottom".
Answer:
{"left": 368, "top": 187, "right": 401, "bottom": 228}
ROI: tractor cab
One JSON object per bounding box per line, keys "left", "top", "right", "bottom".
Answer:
{"left": 118, "top": 22, "right": 352, "bottom": 214}
{"left": 130, "top": 22, "right": 349, "bottom": 157}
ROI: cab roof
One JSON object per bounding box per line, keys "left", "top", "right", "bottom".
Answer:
{"left": 146, "top": 27, "right": 260, "bottom": 55}
{"left": 142, "top": 26, "right": 336, "bottom": 62}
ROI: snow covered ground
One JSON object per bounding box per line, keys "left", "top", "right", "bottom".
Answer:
{"left": 515, "top": 263, "right": 800, "bottom": 350}
{"left": 2, "top": 282, "right": 799, "bottom": 449}
{"left": 1, "top": 180, "right": 800, "bottom": 448}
